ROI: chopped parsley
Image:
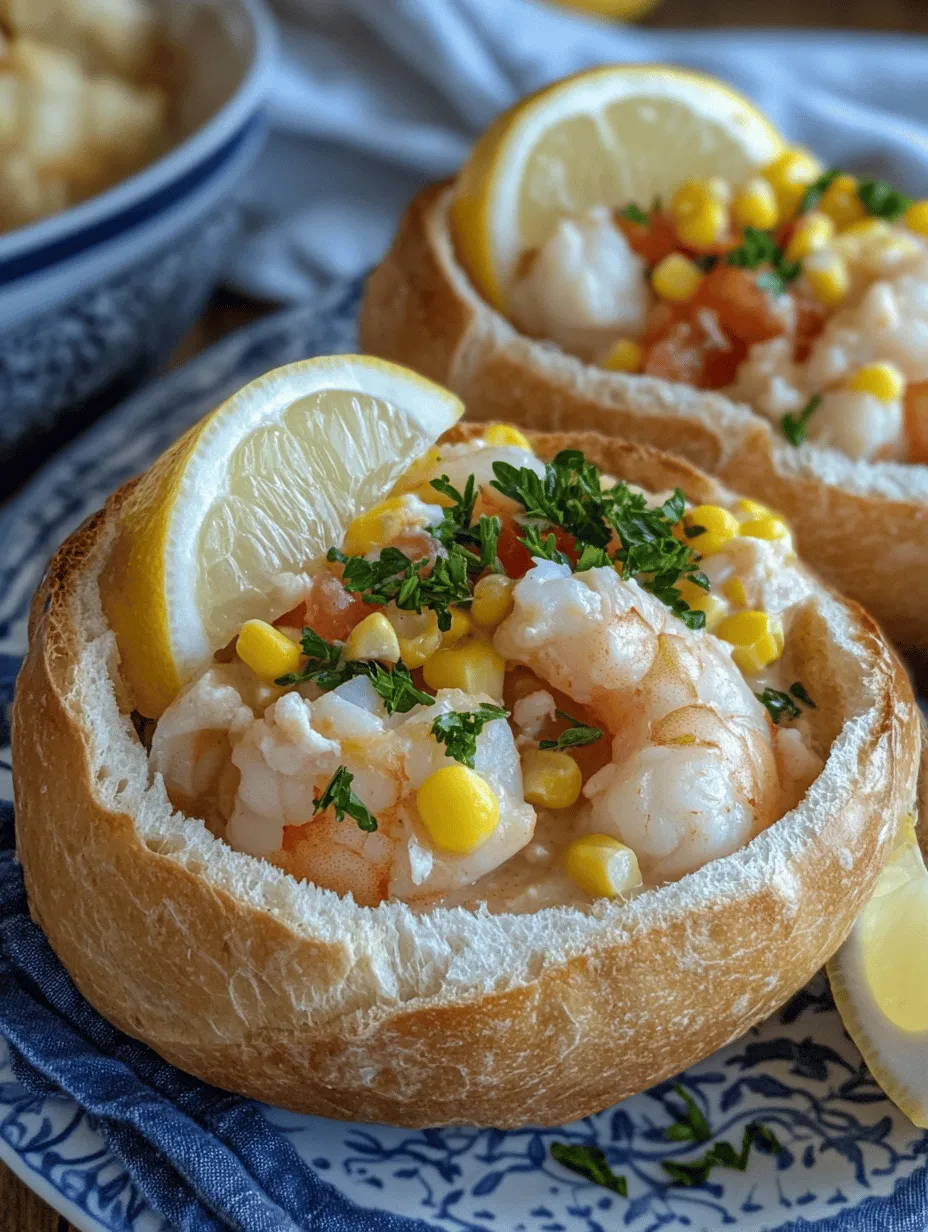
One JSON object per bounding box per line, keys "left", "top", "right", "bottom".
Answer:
{"left": 491, "top": 451, "right": 710, "bottom": 630}
{"left": 431, "top": 704, "right": 509, "bottom": 768}
{"left": 275, "top": 628, "right": 434, "bottom": 715}
{"left": 797, "top": 169, "right": 841, "bottom": 215}
{"left": 858, "top": 178, "right": 913, "bottom": 222}
{"left": 664, "top": 1083, "right": 711, "bottom": 1144}
{"left": 727, "top": 226, "right": 801, "bottom": 296}
{"left": 428, "top": 475, "right": 502, "bottom": 571}
{"left": 539, "top": 709, "right": 604, "bottom": 751}
{"left": 618, "top": 202, "right": 649, "bottom": 225}
{"left": 313, "top": 766, "right": 378, "bottom": 832}
{"left": 660, "top": 1084, "right": 783, "bottom": 1188}
{"left": 756, "top": 683, "right": 815, "bottom": 724}
{"left": 328, "top": 544, "right": 473, "bottom": 632}
{"left": 550, "top": 1143, "right": 628, "bottom": 1197}
{"left": 781, "top": 394, "right": 822, "bottom": 446}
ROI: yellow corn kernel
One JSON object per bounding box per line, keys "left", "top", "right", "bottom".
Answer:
{"left": 722, "top": 577, "right": 748, "bottom": 607}
{"left": 763, "top": 147, "right": 823, "bottom": 218}
{"left": 670, "top": 176, "right": 731, "bottom": 220}
{"left": 521, "top": 748, "right": 583, "bottom": 810}
{"left": 841, "top": 217, "right": 892, "bottom": 241}
{"left": 677, "top": 504, "right": 741, "bottom": 556}
{"left": 905, "top": 200, "right": 928, "bottom": 237}
{"left": 716, "top": 610, "right": 785, "bottom": 674}
{"left": 441, "top": 608, "right": 472, "bottom": 647}
{"left": 734, "top": 497, "right": 774, "bottom": 520}
{"left": 485, "top": 423, "right": 532, "bottom": 451}
{"left": 601, "top": 337, "right": 644, "bottom": 374}
{"left": 848, "top": 361, "right": 906, "bottom": 402}
{"left": 651, "top": 253, "right": 703, "bottom": 303}
{"left": 739, "top": 513, "right": 790, "bottom": 542}
{"left": 675, "top": 199, "right": 729, "bottom": 250}
{"left": 818, "top": 173, "right": 866, "bottom": 229}
{"left": 342, "top": 496, "right": 411, "bottom": 556}
{"left": 471, "top": 574, "right": 515, "bottom": 629}
{"left": 785, "top": 211, "right": 835, "bottom": 262}
{"left": 422, "top": 638, "right": 506, "bottom": 698}
{"left": 731, "top": 176, "right": 779, "bottom": 231}
{"left": 390, "top": 609, "right": 442, "bottom": 669}
{"left": 236, "top": 619, "right": 301, "bottom": 683}
{"left": 417, "top": 765, "right": 500, "bottom": 854}
{"left": 565, "top": 834, "right": 643, "bottom": 899}
{"left": 343, "top": 612, "right": 401, "bottom": 664}
{"left": 803, "top": 250, "right": 850, "bottom": 308}
{"left": 675, "top": 577, "right": 727, "bottom": 632}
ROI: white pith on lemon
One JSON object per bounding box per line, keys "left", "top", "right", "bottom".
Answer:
{"left": 827, "top": 818, "right": 928, "bottom": 1129}
{"left": 100, "top": 356, "right": 464, "bottom": 718}
{"left": 451, "top": 64, "right": 782, "bottom": 311}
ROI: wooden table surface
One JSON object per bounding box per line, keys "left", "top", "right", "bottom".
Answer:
{"left": 4, "top": 0, "right": 928, "bottom": 1226}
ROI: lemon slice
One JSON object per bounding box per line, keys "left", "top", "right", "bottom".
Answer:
{"left": 100, "top": 356, "right": 464, "bottom": 718}
{"left": 827, "top": 818, "right": 928, "bottom": 1128}
{"left": 451, "top": 64, "right": 782, "bottom": 311}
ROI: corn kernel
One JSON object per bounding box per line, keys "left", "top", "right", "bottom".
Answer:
{"left": 803, "top": 250, "right": 850, "bottom": 308}
{"left": 739, "top": 514, "right": 790, "bottom": 541}
{"left": 485, "top": 423, "right": 532, "bottom": 451}
{"left": 565, "top": 834, "right": 643, "bottom": 899}
{"left": 675, "top": 199, "right": 729, "bottom": 250}
{"left": 602, "top": 337, "right": 644, "bottom": 374}
{"left": 818, "top": 174, "right": 866, "bottom": 229}
{"left": 442, "top": 608, "right": 472, "bottom": 647}
{"left": 422, "top": 638, "right": 506, "bottom": 698}
{"left": 471, "top": 574, "right": 515, "bottom": 628}
{"left": 905, "top": 200, "right": 928, "bottom": 237}
{"left": 670, "top": 177, "right": 731, "bottom": 220}
{"left": 343, "top": 496, "right": 410, "bottom": 556}
{"left": 417, "top": 765, "right": 500, "bottom": 854}
{"left": 675, "top": 577, "right": 727, "bottom": 632}
{"left": 848, "top": 361, "right": 906, "bottom": 402}
{"left": 842, "top": 218, "right": 892, "bottom": 242}
{"left": 677, "top": 504, "right": 741, "bottom": 556}
{"left": 236, "top": 619, "right": 302, "bottom": 683}
{"left": 521, "top": 748, "right": 583, "bottom": 810}
{"left": 722, "top": 577, "right": 748, "bottom": 606}
{"left": 651, "top": 253, "right": 703, "bottom": 303}
{"left": 344, "top": 612, "right": 401, "bottom": 663}
{"left": 389, "top": 609, "right": 442, "bottom": 669}
{"left": 734, "top": 497, "right": 774, "bottom": 519}
{"left": 785, "top": 211, "right": 835, "bottom": 262}
{"left": 716, "top": 610, "right": 785, "bottom": 674}
{"left": 732, "top": 176, "right": 779, "bottom": 231}
{"left": 763, "top": 147, "right": 823, "bottom": 218}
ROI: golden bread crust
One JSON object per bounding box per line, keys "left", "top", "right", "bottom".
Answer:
{"left": 361, "top": 184, "right": 928, "bottom": 649}
{"left": 12, "top": 430, "right": 921, "bottom": 1128}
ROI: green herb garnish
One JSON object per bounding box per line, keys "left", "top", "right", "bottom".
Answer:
{"left": 431, "top": 704, "right": 509, "bottom": 768}
{"left": 276, "top": 627, "right": 343, "bottom": 688}
{"left": 664, "top": 1083, "right": 712, "bottom": 1144}
{"left": 662, "top": 1123, "right": 782, "bottom": 1187}
{"left": 539, "top": 709, "right": 604, "bottom": 751}
{"left": 313, "top": 766, "right": 378, "bottom": 832}
{"left": 727, "top": 226, "right": 801, "bottom": 296}
{"left": 858, "top": 178, "right": 913, "bottom": 221}
{"left": 789, "top": 681, "right": 816, "bottom": 708}
{"left": 364, "top": 662, "right": 435, "bottom": 714}
{"left": 755, "top": 688, "right": 801, "bottom": 724}
{"left": 519, "top": 523, "right": 572, "bottom": 566}
{"left": 328, "top": 544, "right": 474, "bottom": 632}
{"left": 781, "top": 394, "right": 822, "bottom": 446}
{"left": 550, "top": 1143, "right": 628, "bottom": 1197}
{"left": 618, "top": 202, "right": 649, "bottom": 225}
{"left": 797, "top": 169, "right": 841, "bottom": 214}
{"left": 275, "top": 628, "right": 434, "bottom": 714}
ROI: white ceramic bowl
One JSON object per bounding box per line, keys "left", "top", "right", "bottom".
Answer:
{"left": 0, "top": 0, "right": 274, "bottom": 455}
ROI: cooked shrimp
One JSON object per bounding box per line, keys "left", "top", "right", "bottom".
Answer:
{"left": 226, "top": 676, "right": 535, "bottom": 907}
{"left": 494, "top": 560, "right": 793, "bottom": 883}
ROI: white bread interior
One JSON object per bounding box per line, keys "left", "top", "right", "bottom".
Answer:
{"left": 12, "top": 427, "right": 920, "bottom": 1129}
{"left": 361, "top": 184, "right": 928, "bottom": 650}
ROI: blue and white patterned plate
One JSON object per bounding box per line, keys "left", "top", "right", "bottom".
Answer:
{"left": 1, "top": 279, "right": 927, "bottom": 1232}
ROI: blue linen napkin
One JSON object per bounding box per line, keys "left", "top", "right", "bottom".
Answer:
{"left": 0, "top": 792, "right": 434, "bottom": 1231}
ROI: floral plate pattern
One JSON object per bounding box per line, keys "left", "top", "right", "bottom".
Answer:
{"left": 0, "top": 278, "right": 926, "bottom": 1232}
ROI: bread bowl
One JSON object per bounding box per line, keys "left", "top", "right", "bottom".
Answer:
{"left": 360, "top": 73, "right": 928, "bottom": 651}
{"left": 12, "top": 383, "right": 920, "bottom": 1129}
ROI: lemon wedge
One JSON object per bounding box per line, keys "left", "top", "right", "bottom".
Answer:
{"left": 451, "top": 64, "right": 782, "bottom": 311}
{"left": 100, "top": 356, "right": 464, "bottom": 718}
{"left": 828, "top": 818, "right": 928, "bottom": 1128}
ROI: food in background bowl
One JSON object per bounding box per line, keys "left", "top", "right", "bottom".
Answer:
{"left": 361, "top": 65, "right": 928, "bottom": 649}
{"left": 0, "top": 0, "right": 173, "bottom": 233}
{"left": 12, "top": 356, "right": 919, "bottom": 1127}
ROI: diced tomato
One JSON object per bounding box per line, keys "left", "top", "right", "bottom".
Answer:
{"left": 905, "top": 382, "right": 928, "bottom": 464}
{"left": 640, "top": 299, "right": 742, "bottom": 390}
{"left": 276, "top": 571, "right": 376, "bottom": 641}
{"left": 616, "top": 210, "right": 679, "bottom": 265}
{"left": 791, "top": 289, "right": 830, "bottom": 362}
{"left": 643, "top": 321, "right": 707, "bottom": 386}
{"left": 693, "top": 265, "right": 786, "bottom": 346}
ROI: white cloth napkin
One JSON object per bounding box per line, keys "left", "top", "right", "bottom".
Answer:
{"left": 229, "top": 0, "right": 928, "bottom": 302}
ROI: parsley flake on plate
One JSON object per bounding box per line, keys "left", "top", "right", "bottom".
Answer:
{"left": 660, "top": 1084, "right": 783, "bottom": 1188}
{"left": 550, "top": 1143, "right": 628, "bottom": 1197}
{"left": 431, "top": 704, "right": 509, "bottom": 768}
{"left": 313, "top": 766, "right": 378, "bottom": 832}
